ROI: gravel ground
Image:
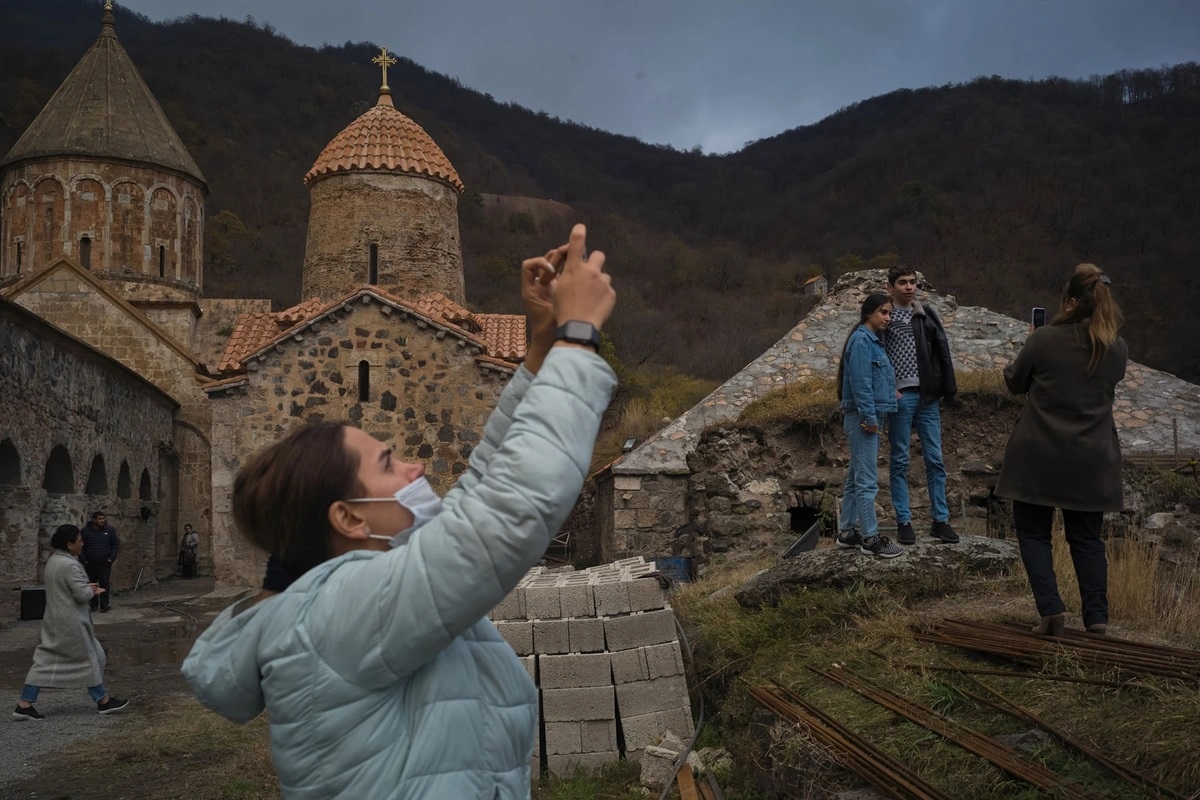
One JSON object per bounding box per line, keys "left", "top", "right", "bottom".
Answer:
{"left": 0, "top": 578, "right": 246, "bottom": 795}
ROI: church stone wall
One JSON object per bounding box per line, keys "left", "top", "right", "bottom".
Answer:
{"left": 302, "top": 172, "right": 464, "bottom": 304}
{"left": 0, "top": 299, "right": 174, "bottom": 623}
{"left": 12, "top": 272, "right": 213, "bottom": 573}
{"left": 0, "top": 159, "right": 204, "bottom": 291}
{"left": 207, "top": 299, "right": 508, "bottom": 587}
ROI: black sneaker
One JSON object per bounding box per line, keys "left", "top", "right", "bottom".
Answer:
{"left": 930, "top": 521, "right": 960, "bottom": 543}
{"left": 860, "top": 536, "right": 903, "bottom": 558}
{"left": 896, "top": 522, "right": 916, "bottom": 545}
{"left": 97, "top": 697, "right": 129, "bottom": 715}
{"left": 12, "top": 705, "right": 44, "bottom": 721}
{"left": 836, "top": 530, "right": 862, "bottom": 548}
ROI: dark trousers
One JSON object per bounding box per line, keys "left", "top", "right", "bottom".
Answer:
{"left": 83, "top": 561, "right": 112, "bottom": 610}
{"left": 182, "top": 561, "right": 196, "bottom": 579}
{"left": 1013, "top": 501, "right": 1108, "bottom": 627}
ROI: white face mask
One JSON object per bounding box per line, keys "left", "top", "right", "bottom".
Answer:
{"left": 347, "top": 477, "right": 444, "bottom": 548}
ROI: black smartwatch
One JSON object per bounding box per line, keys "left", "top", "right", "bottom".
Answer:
{"left": 554, "top": 320, "right": 601, "bottom": 351}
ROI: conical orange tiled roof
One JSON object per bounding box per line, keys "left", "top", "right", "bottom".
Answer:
{"left": 304, "top": 94, "right": 463, "bottom": 191}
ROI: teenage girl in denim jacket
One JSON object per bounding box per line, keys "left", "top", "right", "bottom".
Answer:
{"left": 835, "top": 293, "right": 901, "bottom": 558}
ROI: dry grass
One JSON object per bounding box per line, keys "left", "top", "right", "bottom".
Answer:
{"left": 34, "top": 693, "right": 278, "bottom": 799}
{"left": 737, "top": 377, "right": 839, "bottom": 427}
{"left": 1052, "top": 528, "right": 1200, "bottom": 644}
{"left": 671, "top": 540, "right": 1200, "bottom": 799}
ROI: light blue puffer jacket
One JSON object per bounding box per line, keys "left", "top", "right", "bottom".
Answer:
{"left": 182, "top": 349, "right": 616, "bottom": 799}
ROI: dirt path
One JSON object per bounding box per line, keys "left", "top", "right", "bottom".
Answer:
{"left": 0, "top": 576, "right": 251, "bottom": 797}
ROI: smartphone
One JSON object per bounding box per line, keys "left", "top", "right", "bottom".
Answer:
{"left": 1031, "top": 307, "right": 1046, "bottom": 329}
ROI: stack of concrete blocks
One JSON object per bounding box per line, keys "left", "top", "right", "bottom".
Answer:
{"left": 490, "top": 557, "right": 695, "bottom": 778}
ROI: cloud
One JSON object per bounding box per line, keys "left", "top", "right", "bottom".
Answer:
{"left": 117, "top": 0, "right": 1200, "bottom": 153}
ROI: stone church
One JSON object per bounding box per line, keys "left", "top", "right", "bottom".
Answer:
{"left": 0, "top": 4, "right": 526, "bottom": 615}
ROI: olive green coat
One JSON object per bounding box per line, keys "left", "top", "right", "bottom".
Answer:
{"left": 996, "top": 322, "right": 1127, "bottom": 512}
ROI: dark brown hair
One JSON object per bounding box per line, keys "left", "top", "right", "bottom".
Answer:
{"left": 1052, "top": 263, "right": 1123, "bottom": 374}
{"left": 232, "top": 421, "right": 364, "bottom": 578}
{"left": 51, "top": 524, "right": 81, "bottom": 551}
{"left": 836, "top": 293, "right": 893, "bottom": 400}
{"left": 887, "top": 263, "right": 917, "bottom": 286}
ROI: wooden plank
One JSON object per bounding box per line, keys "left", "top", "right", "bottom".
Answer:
{"left": 676, "top": 763, "right": 702, "bottom": 800}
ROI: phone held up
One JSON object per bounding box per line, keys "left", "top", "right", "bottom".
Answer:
{"left": 1031, "top": 307, "right": 1047, "bottom": 329}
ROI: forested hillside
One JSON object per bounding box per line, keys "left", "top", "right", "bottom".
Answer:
{"left": 2, "top": 0, "right": 1197, "bottom": 381}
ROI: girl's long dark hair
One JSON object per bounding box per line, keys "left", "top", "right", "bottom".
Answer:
{"left": 836, "top": 293, "right": 892, "bottom": 401}
{"left": 233, "top": 421, "right": 364, "bottom": 579}
{"left": 1051, "top": 263, "right": 1123, "bottom": 375}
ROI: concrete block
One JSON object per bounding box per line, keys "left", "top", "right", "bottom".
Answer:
{"left": 520, "top": 655, "right": 537, "bottom": 683}
{"left": 539, "top": 652, "right": 612, "bottom": 689}
{"left": 610, "top": 647, "right": 649, "bottom": 684}
{"left": 645, "top": 641, "right": 684, "bottom": 679}
{"left": 568, "top": 618, "right": 606, "bottom": 653}
{"left": 603, "top": 609, "right": 676, "bottom": 651}
{"left": 489, "top": 587, "right": 525, "bottom": 620}
{"left": 530, "top": 756, "right": 541, "bottom": 785}
{"left": 627, "top": 577, "right": 666, "bottom": 612}
{"left": 533, "top": 619, "right": 570, "bottom": 654}
{"left": 546, "top": 751, "right": 619, "bottom": 777}
{"left": 620, "top": 708, "right": 695, "bottom": 751}
{"left": 495, "top": 620, "right": 533, "bottom": 656}
{"left": 545, "top": 721, "right": 582, "bottom": 755}
{"left": 616, "top": 676, "right": 690, "bottom": 718}
{"left": 592, "top": 582, "right": 630, "bottom": 616}
{"left": 542, "top": 686, "right": 616, "bottom": 721}
{"left": 524, "top": 585, "right": 562, "bottom": 619}
{"left": 559, "top": 584, "right": 595, "bottom": 617}
{"left": 656, "top": 705, "right": 695, "bottom": 740}
{"left": 581, "top": 719, "right": 618, "bottom": 753}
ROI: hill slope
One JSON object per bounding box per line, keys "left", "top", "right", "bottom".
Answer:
{"left": 1, "top": 0, "right": 1197, "bottom": 381}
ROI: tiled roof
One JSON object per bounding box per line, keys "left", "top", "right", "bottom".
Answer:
{"left": 218, "top": 298, "right": 327, "bottom": 372}
{"left": 303, "top": 94, "right": 463, "bottom": 191}
{"left": 474, "top": 313, "right": 527, "bottom": 361}
{"left": 216, "top": 289, "right": 525, "bottom": 374}
{"left": 414, "top": 291, "right": 475, "bottom": 327}
{"left": 1, "top": 6, "right": 205, "bottom": 185}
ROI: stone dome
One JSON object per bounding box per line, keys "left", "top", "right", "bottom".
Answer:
{"left": 303, "top": 94, "right": 463, "bottom": 192}
{"left": 0, "top": 5, "right": 206, "bottom": 187}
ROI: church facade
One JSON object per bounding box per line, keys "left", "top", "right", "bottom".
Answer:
{"left": 0, "top": 6, "right": 524, "bottom": 614}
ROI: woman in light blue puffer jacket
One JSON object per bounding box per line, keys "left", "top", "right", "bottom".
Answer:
{"left": 182, "top": 226, "right": 616, "bottom": 799}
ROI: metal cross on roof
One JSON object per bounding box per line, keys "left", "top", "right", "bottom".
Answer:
{"left": 372, "top": 47, "right": 398, "bottom": 95}
{"left": 105, "top": 1, "right": 113, "bottom": 10}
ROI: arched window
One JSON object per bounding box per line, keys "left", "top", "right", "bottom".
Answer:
{"left": 0, "top": 438, "right": 20, "bottom": 485}
{"left": 43, "top": 446, "right": 74, "bottom": 494}
{"left": 159, "top": 245, "right": 166, "bottom": 277}
{"left": 368, "top": 243, "right": 379, "bottom": 285}
{"left": 116, "top": 460, "right": 133, "bottom": 499}
{"left": 85, "top": 454, "right": 108, "bottom": 495}
{"left": 139, "top": 468, "right": 152, "bottom": 501}
{"left": 80, "top": 235, "right": 91, "bottom": 269}
{"left": 358, "top": 360, "right": 370, "bottom": 402}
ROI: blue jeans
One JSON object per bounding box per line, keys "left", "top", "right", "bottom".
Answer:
{"left": 20, "top": 683, "right": 107, "bottom": 703}
{"left": 889, "top": 390, "right": 949, "bottom": 524}
{"left": 839, "top": 410, "right": 882, "bottom": 538}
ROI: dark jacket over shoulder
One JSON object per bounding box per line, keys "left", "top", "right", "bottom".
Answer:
{"left": 80, "top": 523, "right": 120, "bottom": 563}
{"left": 885, "top": 301, "right": 957, "bottom": 403}
{"left": 995, "top": 323, "right": 1127, "bottom": 512}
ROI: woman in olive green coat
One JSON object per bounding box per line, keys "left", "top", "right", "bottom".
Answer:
{"left": 996, "top": 264, "right": 1127, "bottom": 637}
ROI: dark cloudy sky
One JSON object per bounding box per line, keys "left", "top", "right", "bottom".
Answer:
{"left": 117, "top": 0, "right": 1200, "bottom": 154}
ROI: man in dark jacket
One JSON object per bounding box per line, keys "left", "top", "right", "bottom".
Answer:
{"left": 80, "top": 511, "right": 119, "bottom": 612}
{"left": 882, "top": 265, "right": 960, "bottom": 545}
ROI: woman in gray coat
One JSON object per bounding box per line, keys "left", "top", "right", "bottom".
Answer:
{"left": 13, "top": 525, "right": 129, "bottom": 720}
{"left": 996, "top": 264, "right": 1127, "bottom": 637}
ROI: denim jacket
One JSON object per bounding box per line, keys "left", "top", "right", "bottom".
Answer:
{"left": 839, "top": 324, "right": 898, "bottom": 428}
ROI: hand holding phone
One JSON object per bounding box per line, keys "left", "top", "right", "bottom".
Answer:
{"left": 1031, "top": 307, "right": 1046, "bottom": 329}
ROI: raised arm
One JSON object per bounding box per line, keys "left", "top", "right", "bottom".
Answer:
{"left": 309, "top": 225, "right": 617, "bottom": 685}
{"left": 1004, "top": 329, "right": 1041, "bottom": 395}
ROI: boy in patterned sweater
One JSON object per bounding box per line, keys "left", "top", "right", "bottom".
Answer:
{"left": 883, "top": 265, "right": 960, "bottom": 544}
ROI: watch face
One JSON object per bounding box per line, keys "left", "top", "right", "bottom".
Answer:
{"left": 564, "top": 321, "right": 593, "bottom": 339}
